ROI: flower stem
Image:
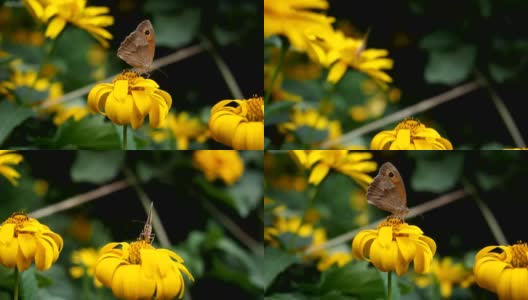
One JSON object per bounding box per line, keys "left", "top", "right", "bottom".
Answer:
{"left": 13, "top": 268, "right": 19, "bottom": 300}
{"left": 387, "top": 271, "right": 392, "bottom": 300}
{"left": 288, "top": 185, "right": 317, "bottom": 252}
{"left": 122, "top": 126, "right": 128, "bottom": 150}
{"left": 264, "top": 39, "right": 288, "bottom": 105}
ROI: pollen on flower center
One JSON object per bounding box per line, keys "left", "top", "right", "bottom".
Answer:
{"left": 247, "top": 97, "right": 264, "bottom": 121}
{"left": 113, "top": 70, "right": 140, "bottom": 82}
{"left": 2, "top": 213, "right": 30, "bottom": 234}
{"left": 378, "top": 216, "right": 404, "bottom": 232}
{"left": 128, "top": 240, "right": 154, "bottom": 264}
{"left": 395, "top": 118, "right": 422, "bottom": 134}
{"left": 510, "top": 241, "right": 528, "bottom": 267}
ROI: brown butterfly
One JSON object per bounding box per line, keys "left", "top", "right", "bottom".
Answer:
{"left": 138, "top": 202, "right": 155, "bottom": 243}
{"left": 366, "top": 162, "right": 409, "bottom": 218}
{"left": 117, "top": 20, "right": 155, "bottom": 75}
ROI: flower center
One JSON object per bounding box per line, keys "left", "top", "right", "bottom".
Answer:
{"left": 247, "top": 96, "right": 264, "bottom": 122}
{"left": 113, "top": 70, "right": 140, "bottom": 83}
{"left": 128, "top": 240, "right": 154, "bottom": 264}
{"left": 510, "top": 241, "right": 528, "bottom": 268}
{"left": 378, "top": 216, "right": 404, "bottom": 231}
{"left": 395, "top": 118, "right": 423, "bottom": 135}
{"left": 2, "top": 213, "right": 30, "bottom": 235}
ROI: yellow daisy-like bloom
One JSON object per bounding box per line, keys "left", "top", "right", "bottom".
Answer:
{"left": 264, "top": 214, "right": 327, "bottom": 258}
{"left": 192, "top": 150, "right": 244, "bottom": 186}
{"left": 289, "top": 150, "right": 377, "bottom": 189}
{"left": 474, "top": 242, "right": 528, "bottom": 300}
{"left": 317, "top": 251, "right": 353, "bottom": 272}
{"left": 87, "top": 70, "right": 172, "bottom": 129}
{"left": 305, "top": 29, "right": 393, "bottom": 85}
{"left": 352, "top": 217, "right": 436, "bottom": 276}
{"left": 0, "top": 150, "right": 24, "bottom": 186}
{"left": 264, "top": 0, "right": 334, "bottom": 52}
{"left": 371, "top": 118, "right": 453, "bottom": 150}
{"left": 264, "top": 63, "right": 303, "bottom": 102}
{"left": 23, "top": 0, "right": 114, "bottom": 47}
{"left": 414, "top": 256, "right": 474, "bottom": 298}
{"left": 95, "top": 240, "right": 194, "bottom": 300}
{"left": 0, "top": 67, "right": 63, "bottom": 105}
{"left": 279, "top": 108, "right": 342, "bottom": 146}
{"left": 0, "top": 212, "right": 64, "bottom": 271}
{"left": 151, "top": 111, "right": 209, "bottom": 150}
{"left": 209, "top": 96, "right": 264, "bottom": 150}
{"left": 52, "top": 105, "right": 90, "bottom": 126}
{"left": 70, "top": 248, "right": 102, "bottom": 287}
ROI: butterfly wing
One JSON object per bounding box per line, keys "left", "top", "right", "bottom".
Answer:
{"left": 117, "top": 20, "right": 155, "bottom": 73}
{"left": 366, "top": 162, "right": 408, "bottom": 215}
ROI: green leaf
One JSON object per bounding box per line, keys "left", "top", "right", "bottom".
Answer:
{"left": 136, "top": 160, "right": 157, "bottom": 182}
{"left": 475, "top": 171, "right": 504, "bottom": 191}
{"left": 488, "top": 62, "right": 518, "bottom": 83}
{"left": 263, "top": 247, "right": 298, "bottom": 291}
{"left": 315, "top": 262, "right": 385, "bottom": 298}
{"left": 226, "top": 170, "right": 263, "bottom": 217}
{"left": 296, "top": 126, "right": 328, "bottom": 145}
{"left": 50, "top": 115, "right": 121, "bottom": 149}
{"left": 265, "top": 293, "right": 306, "bottom": 300}
{"left": 0, "top": 101, "right": 34, "bottom": 146}
{"left": 265, "top": 101, "right": 296, "bottom": 126}
{"left": 411, "top": 154, "right": 464, "bottom": 193}
{"left": 154, "top": 10, "right": 200, "bottom": 48}
{"left": 419, "top": 30, "right": 459, "bottom": 50}
{"left": 424, "top": 45, "right": 476, "bottom": 85}
{"left": 21, "top": 266, "right": 38, "bottom": 300}
{"left": 71, "top": 151, "right": 125, "bottom": 184}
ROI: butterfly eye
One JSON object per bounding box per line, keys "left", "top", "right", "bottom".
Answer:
{"left": 388, "top": 172, "right": 394, "bottom": 177}
{"left": 144, "top": 30, "right": 150, "bottom": 35}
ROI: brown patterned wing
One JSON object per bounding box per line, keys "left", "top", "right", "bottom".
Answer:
{"left": 117, "top": 20, "right": 155, "bottom": 73}
{"left": 366, "top": 162, "right": 408, "bottom": 216}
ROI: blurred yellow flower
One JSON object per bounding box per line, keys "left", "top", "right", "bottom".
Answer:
{"left": 151, "top": 111, "right": 209, "bottom": 150}
{"left": 0, "top": 150, "right": 23, "bottom": 186}
{"left": 371, "top": 118, "right": 453, "bottom": 150}
{"left": 264, "top": 0, "right": 334, "bottom": 52}
{"left": 67, "top": 215, "right": 93, "bottom": 242}
{"left": 352, "top": 217, "right": 436, "bottom": 275}
{"left": 264, "top": 63, "right": 303, "bottom": 102}
{"left": 88, "top": 70, "right": 172, "bottom": 129}
{"left": 209, "top": 96, "right": 264, "bottom": 150}
{"left": 9, "top": 29, "right": 45, "bottom": 46}
{"left": 95, "top": 240, "right": 194, "bottom": 300}
{"left": 0, "top": 212, "right": 63, "bottom": 271}
{"left": 280, "top": 108, "right": 342, "bottom": 146}
{"left": 0, "top": 67, "right": 63, "bottom": 105}
{"left": 289, "top": 150, "right": 377, "bottom": 189}
{"left": 317, "top": 251, "right": 353, "bottom": 271}
{"left": 474, "top": 242, "right": 528, "bottom": 300}
{"left": 193, "top": 150, "right": 244, "bottom": 185}
{"left": 52, "top": 105, "right": 90, "bottom": 126}
{"left": 33, "top": 179, "right": 49, "bottom": 196}
{"left": 23, "top": 0, "right": 114, "bottom": 47}
{"left": 70, "top": 248, "right": 102, "bottom": 287}
{"left": 306, "top": 29, "right": 393, "bottom": 85}
{"left": 415, "top": 256, "right": 474, "bottom": 298}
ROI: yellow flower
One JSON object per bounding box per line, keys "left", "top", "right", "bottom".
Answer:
{"left": 88, "top": 70, "right": 172, "bottom": 129}
{"left": 305, "top": 29, "right": 393, "bottom": 85}
{"left": 474, "top": 242, "right": 528, "bottom": 300}
{"left": 23, "top": 0, "right": 114, "bottom": 47}
{"left": 289, "top": 150, "right": 377, "bottom": 189}
{"left": 33, "top": 179, "right": 49, "bottom": 196}
{"left": 193, "top": 150, "right": 244, "bottom": 185}
{"left": 209, "top": 96, "right": 264, "bottom": 150}
{"left": 415, "top": 256, "right": 473, "bottom": 298}
{"left": 371, "top": 118, "right": 453, "bottom": 150}
{"left": 352, "top": 217, "right": 436, "bottom": 275}
{"left": 264, "top": 63, "right": 303, "bottom": 102}
{"left": 0, "top": 66, "right": 63, "bottom": 106}
{"left": 151, "top": 111, "right": 209, "bottom": 150}
{"left": 95, "top": 240, "right": 194, "bottom": 300}
{"left": 279, "top": 108, "right": 342, "bottom": 146}
{"left": 317, "top": 251, "right": 353, "bottom": 272}
{"left": 264, "top": 0, "right": 334, "bottom": 52}
{"left": 0, "top": 150, "right": 23, "bottom": 186}
{"left": 264, "top": 214, "right": 327, "bottom": 258}
{"left": 9, "top": 29, "right": 45, "bottom": 46}
{"left": 52, "top": 105, "right": 90, "bottom": 125}
{"left": 67, "top": 215, "right": 93, "bottom": 242}
{"left": 70, "top": 248, "right": 102, "bottom": 287}
{"left": 0, "top": 212, "right": 63, "bottom": 271}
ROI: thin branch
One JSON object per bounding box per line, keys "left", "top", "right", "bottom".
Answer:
{"left": 28, "top": 180, "right": 130, "bottom": 219}
{"left": 200, "top": 37, "right": 244, "bottom": 99}
{"left": 124, "top": 169, "right": 171, "bottom": 249}
{"left": 304, "top": 189, "right": 468, "bottom": 255}
{"left": 202, "top": 200, "right": 263, "bottom": 256}
{"left": 40, "top": 44, "right": 204, "bottom": 109}
{"left": 321, "top": 81, "right": 482, "bottom": 148}
{"left": 476, "top": 72, "right": 526, "bottom": 148}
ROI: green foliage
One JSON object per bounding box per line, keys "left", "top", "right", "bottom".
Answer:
{"left": 263, "top": 247, "right": 298, "bottom": 291}
{"left": 70, "top": 151, "right": 125, "bottom": 184}
{"left": 0, "top": 101, "right": 34, "bottom": 146}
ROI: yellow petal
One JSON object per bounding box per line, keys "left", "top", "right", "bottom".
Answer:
{"left": 509, "top": 268, "right": 528, "bottom": 300}
{"left": 95, "top": 255, "right": 126, "bottom": 287}
{"left": 17, "top": 233, "right": 37, "bottom": 260}
{"left": 45, "top": 17, "right": 67, "bottom": 39}
{"left": 327, "top": 61, "right": 348, "bottom": 84}
{"left": 308, "top": 163, "right": 330, "bottom": 185}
